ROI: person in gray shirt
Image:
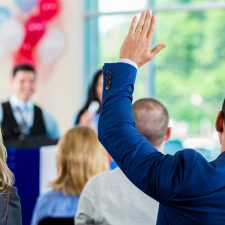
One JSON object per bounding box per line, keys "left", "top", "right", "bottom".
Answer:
{"left": 75, "top": 98, "right": 171, "bottom": 225}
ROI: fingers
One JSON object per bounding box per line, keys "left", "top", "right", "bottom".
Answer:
{"left": 150, "top": 44, "right": 166, "bottom": 58}
{"left": 141, "top": 10, "right": 152, "bottom": 38}
{"left": 135, "top": 11, "right": 147, "bottom": 36}
{"left": 147, "top": 15, "right": 155, "bottom": 40}
{"left": 128, "top": 16, "right": 138, "bottom": 35}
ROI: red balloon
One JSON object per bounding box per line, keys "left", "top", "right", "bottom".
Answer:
{"left": 39, "top": 0, "right": 60, "bottom": 21}
{"left": 24, "top": 15, "right": 46, "bottom": 47}
{"left": 18, "top": 42, "right": 32, "bottom": 56}
{"left": 14, "top": 43, "right": 36, "bottom": 67}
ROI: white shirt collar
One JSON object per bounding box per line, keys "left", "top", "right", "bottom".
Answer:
{"left": 9, "top": 95, "right": 33, "bottom": 111}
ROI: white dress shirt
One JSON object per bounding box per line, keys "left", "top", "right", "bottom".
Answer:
{"left": 119, "top": 58, "right": 138, "bottom": 68}
{"left": 0, "top": 95, "right": 60, "bottom": 139}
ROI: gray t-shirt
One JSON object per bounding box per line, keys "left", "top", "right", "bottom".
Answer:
{"left": 75, "top": 168, "right": 158, "bottom": 225}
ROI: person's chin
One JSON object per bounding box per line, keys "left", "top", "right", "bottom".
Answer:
{"left": 21, "top": 95, "right": 31, "bottom": 102}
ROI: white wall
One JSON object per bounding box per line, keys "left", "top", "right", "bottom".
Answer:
{"left": 0, "top": 0, "right": 83, "bottom": 134}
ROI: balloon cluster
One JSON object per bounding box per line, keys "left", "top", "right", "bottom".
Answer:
{"left": 0, "top": 0, "right": 64, "bottom": 67}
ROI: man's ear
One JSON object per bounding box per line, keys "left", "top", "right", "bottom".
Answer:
{"left": 165, "top": 127, "right": 172, "bottom": 141}
{"left": 215, "top": 111, "right": 224, "bottom": 133}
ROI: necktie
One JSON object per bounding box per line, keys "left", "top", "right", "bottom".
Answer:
{"left": 16, "top": 106, "right": 30, "bottom": 135}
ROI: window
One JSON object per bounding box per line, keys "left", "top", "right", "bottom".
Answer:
{"left": 84, "top": 0, "right": 225, "bottom": 159}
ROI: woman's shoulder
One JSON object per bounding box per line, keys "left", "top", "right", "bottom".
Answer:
{"left": 34, "top": 189, "right": 79, "bottom": 218}
{"left": 0, "top": 186, "right": 22, "bottom": 225}
{"left": 0, "top": 186, "right": 18, "bottom": 201}
{"left": 37, "top": 189, "right": 62, "bottom": 202}
{"left": 9, "top": 186, "right": 20, "bottom": 203}
{"left": 34, "top": 189, "right": 62, "bottom": 213}
{"left": 9, "top": 186, "right": 19, "bottom": 196}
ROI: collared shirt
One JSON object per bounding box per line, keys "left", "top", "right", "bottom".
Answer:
{"left": 31, "top": 189, "right": 79, "bottom": 225}
{"left": 9, "top": 95, "right": 34, "bottom": 132}
{"left": 0, "top": 95, "right": 60, "bottom": 140}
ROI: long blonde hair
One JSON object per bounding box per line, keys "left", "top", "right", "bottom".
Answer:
{"left": 0, "top": 130, "right": 14, "bottom": 192}
{"left": 50, "top": 126, "right": 108, "bottom": 195}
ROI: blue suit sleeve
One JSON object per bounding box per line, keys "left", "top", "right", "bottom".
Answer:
{"left": 98, "top": 63, "right": 198, "bottom": 203}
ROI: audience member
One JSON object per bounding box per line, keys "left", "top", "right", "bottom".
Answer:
{"left": 99, "top": 10, "right": 225, "bottom": 225}
{"left": 0, "top": 64, "right": 60, "bottom": 147}
{"left": 31, "top": 126, "right": 108, "bottom": 225}
{"left": 74, "top": 70, "right": 103, "bottom": 131}
{"left": 0, "top": 129, "right": 22, "bottom": 225}
{"left": 74, "top": 70, "right": 117, "bottom": 168}
{"left": 75, "top": 98, "right": 170, "bottom": 225}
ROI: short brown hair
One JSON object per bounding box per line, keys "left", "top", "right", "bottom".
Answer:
{"left": 12, "top": 64, "right": 36, "bottom": 78}
{"left": 133, "top": 98, "right": 169, "bottom": 147}
{"left": 50, "top": 126, "right": 109, "bottom": 195}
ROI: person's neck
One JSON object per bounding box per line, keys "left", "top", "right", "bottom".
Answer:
{"left": 219, "top": 130, "right": 225, "bottom": 153}
{"left": 155, "top": 144, "right": 163, "bottom": 152}
{"left": 11, "top": 95, "right": 29, "bottom": 103}
{"left": 221, "top": 144, "right": 225, "bottom": 153}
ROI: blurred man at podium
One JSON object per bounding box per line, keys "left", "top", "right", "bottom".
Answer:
{"left": 0, "top": 64, "right": 60, "bottom": 147}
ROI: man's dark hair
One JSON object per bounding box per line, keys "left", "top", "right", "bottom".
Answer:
{"left": 222, "top": 99, "right": 225, "bottom": 119}
{"left": 133, "top": 98, "right": 169, "bottom": 147}
{"left": 12, "top": 64, "right": 36, "bottom": 77}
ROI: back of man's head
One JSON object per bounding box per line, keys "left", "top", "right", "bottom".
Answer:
{"left": 12, "top": 64, "right": 36, "bottom": 78}
{"left": 133, "top": 98, "right": 169, "bottom": 148}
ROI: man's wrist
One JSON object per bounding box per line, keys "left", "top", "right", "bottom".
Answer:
{"left": 119, "top": 59, "right": 138, "bottom": 69}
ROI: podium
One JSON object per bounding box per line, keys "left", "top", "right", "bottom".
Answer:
{"left": 7, "top": 145, "right": 57, "bottom": 225}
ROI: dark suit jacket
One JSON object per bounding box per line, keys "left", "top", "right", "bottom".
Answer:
{"left": 98, "top": 62, "right": 225, "bottom": 225}
{"left": 0, "top": 186, "right": 22, "bottom": 225}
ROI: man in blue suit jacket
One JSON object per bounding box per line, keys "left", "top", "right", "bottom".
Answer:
{"left": 98, "top": 9, "right": 225, "bottom": 225}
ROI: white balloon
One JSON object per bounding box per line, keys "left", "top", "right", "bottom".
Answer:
{"left": 0, "top": 37, "right": 7, "bottom": 60}
{"left": 0, "top": 18, "right": 25, "bottom": 52}
{"left": 37, "top": 28, "right": 65, "bottom": 66}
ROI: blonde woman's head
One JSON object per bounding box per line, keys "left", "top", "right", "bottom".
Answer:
{"left": 50, "top": 126, "right": 108, "bottom": 195}
{"left": 0, "top": 129, "right": 14, "bottom": 192}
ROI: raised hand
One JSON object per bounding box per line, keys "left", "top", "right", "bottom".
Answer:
{"left": 120, "top": 10, "right": 165, "bottom": 67}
